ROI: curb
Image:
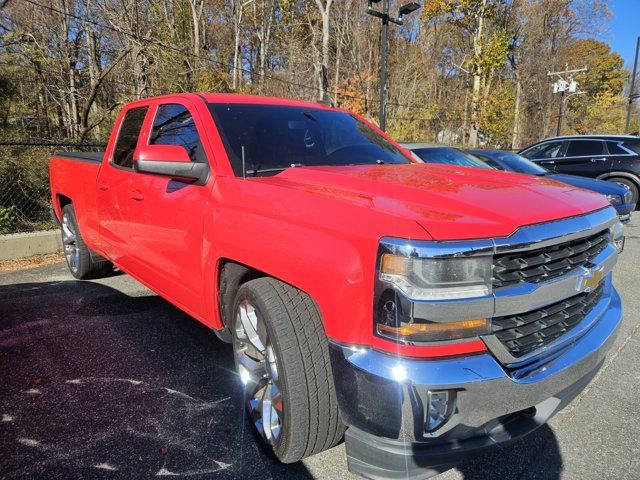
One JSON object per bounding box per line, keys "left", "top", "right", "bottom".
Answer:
{"left": 0, "top": 230, "right": 62, "bottom": 261}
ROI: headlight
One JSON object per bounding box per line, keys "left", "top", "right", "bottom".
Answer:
{"left": 379, "top": 253, "right": 492, "bottom": 300}
{"left": 610, "top": 220, "right": 625, "bottom": 253}
{"left": 375, "top": 242, "right": 493, "bottom": 343}
{"left": 623, "top": 189, "right": 633, "bottom": 203}
{"left": 606, "top": 193, "right": 623, "bottom": 205}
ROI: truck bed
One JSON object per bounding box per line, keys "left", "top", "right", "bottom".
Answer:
{"left": 54, "top": 151, "right": 104, "bottom": 163}
{"left": 49, "top": 151, "right": 105, "bottom": 255}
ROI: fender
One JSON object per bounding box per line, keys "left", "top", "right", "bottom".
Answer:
{"left": 200, "top": 175, "right": 429, "bottom": 348}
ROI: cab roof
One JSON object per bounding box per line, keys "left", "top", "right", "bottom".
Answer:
{"left": 199, "top": 92, "right": 333, "bottom": 110}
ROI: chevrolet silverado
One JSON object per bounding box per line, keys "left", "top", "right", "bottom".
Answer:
{"left": 49, "top": 93, "right": 624, "bottom": 479}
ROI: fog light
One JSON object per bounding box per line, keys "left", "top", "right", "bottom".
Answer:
{"left": 426, "top": 390, "right": 454, "bottom": 432}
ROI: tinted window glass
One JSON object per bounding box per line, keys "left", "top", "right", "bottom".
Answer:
{"left": 623, "top": 140, "right": 640, "bottom": 154}
{"left": 209, "top": 104, "right": 410, "bottom": 176}
{"left": 113, "top": 107, "right": 148, "bottom": 168}
{"left": 412, "top": 147, "right": 492, "bottom": 168}
{"left": 480, "top": 151, "right": 548, "bottom": 175}
{"left": 469, "top": 152, "right": 503, "bottom": 169}
{"left": 150, "top": 104, "right": 203, "bottom": 162}
{"left": 521, "top": 141, "right": 563, "bottom": 160}
{"left": 566, "top": 140, "right": 604, "bottom": 157}
{"left": 607, "top": 141, "right": 629, "bottom": 155}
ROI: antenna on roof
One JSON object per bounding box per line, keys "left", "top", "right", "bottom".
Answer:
{"left": 241, "top": 145, "right": 246, "bottom": 179}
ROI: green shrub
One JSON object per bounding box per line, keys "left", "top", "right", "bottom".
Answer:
{"left": 0, "top": 204, "right": 16, "bottom": 234}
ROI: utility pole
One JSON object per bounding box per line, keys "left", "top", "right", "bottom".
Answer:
{"left": 625, "top": 36, "right": 640, "bottom": 133}
{"left": 548, "top": 65, "right": 587, "bottom": 136}
{"left": 557, "top": 89, "right": 565, "bottom": 136}
{"left": 366, "top": 1, "right": 420, "bottom": 131}
{"left": 379, "top": 0, "right": 389, "bottom": 132}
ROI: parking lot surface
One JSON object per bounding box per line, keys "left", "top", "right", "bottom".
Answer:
{"left": 1, "top": 218, "right": 640, "bottom": 480}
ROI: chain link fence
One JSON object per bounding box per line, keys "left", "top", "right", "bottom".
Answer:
{"left": 0, "top": 141, "right": 105, "bottom": 235}
{"left": 0, "top": 135, "right": 516, "bottom": 236}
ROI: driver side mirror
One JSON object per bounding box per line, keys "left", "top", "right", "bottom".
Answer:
{"left": 133, "top": 144, "right": 209, "bottom": 185}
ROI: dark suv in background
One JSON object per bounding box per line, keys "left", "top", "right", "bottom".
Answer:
{"left": 519, "top": 135, "right": 640, "bottom": 206}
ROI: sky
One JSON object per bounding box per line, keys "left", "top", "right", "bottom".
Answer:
{"left": 607, "top": 0, "right": 640, "bottom": 69}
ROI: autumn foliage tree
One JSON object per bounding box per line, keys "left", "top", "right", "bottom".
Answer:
{"left": 0, "top": 0, "right": 635, "bottom": 146}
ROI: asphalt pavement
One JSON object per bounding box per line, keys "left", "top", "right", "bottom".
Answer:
{"left": 1, "top": 218, "right": 640, "bottom": 480}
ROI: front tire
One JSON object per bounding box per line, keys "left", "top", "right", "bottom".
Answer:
{"left": 61, "top": 204, "right": 112, "bottom": 279}
{"left": 232, "top": 278, "right": 344, "bottom": 463}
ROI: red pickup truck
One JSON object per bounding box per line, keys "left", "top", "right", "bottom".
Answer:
{"left": 50, "top": 93, "right": 624, "bottom": 479}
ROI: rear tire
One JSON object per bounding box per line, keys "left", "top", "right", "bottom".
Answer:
{"left": 232, "top": 278, "right": 344, "bottom": 463}
{"left": 61, "top": 204, "right": 112, "bottom": 279}
{"left": 608, "top": 177, "right": 639, "bottom": 208}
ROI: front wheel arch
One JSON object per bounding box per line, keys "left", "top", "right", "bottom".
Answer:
{"left": 597, "top": 172, "right": 640, "bottom": 207}
{"left": 596, "top": 171, "right": 640, "bottom": 190}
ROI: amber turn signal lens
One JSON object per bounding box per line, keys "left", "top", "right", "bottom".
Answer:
{"left": 380, "top": 253, "right": 408, "bottom": 276}
{"left": 377, "top": 318, "right": 490, "bottom": 342}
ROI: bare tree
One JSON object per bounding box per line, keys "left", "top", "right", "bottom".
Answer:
{"left": 313, "top": 0, "right": 333, "bottom": 102}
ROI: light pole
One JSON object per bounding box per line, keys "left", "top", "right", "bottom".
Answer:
{"left": 625, "top": 36, "right": 640, "bottom": 133}
{"left": 366, "top": 1, "right": 420, "bottom": 131}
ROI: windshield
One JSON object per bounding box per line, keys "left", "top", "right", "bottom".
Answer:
{"left": 411, "top": 147, "right": 492, "bottom": 168}
{"left": 475, "top": 151, "right": 548, "bottom": 175}
{"left": 209, "top": 104, "right": 411, "bottom": 176}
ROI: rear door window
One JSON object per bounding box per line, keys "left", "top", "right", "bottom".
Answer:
{"left": 565, "top": 140, "right": 604, "bottom": 157}
{"left": 112, "top": 107, "right": 148, "bottom": 168}
{"left": 150, "top": 104, "right": 204, "bottom": 162}
{"left": 621, "top": 140, "right": 640, "bottom": 154}
{"left": 606, "top": 141, "right": 629, "bottom": 155}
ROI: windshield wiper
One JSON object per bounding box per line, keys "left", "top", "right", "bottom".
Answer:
{"left": 246, "top": 163, "right": 305, "bottom": 176}
{"left": 303, "top": 112, "right": 317, "bottom": 122}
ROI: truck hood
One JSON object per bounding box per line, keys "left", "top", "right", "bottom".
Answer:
{"left": 258, "top": 163, "right": 610, "bottom": 240}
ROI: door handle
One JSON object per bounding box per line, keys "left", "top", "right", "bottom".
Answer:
{"left": 97, "top": 182, "right": 109, "bottom": 191}
{"left": 129, "top": 189, "right": 144, "bottom": 201}
{"left": 591, "top": 157, "right": 607, "bottom": 162}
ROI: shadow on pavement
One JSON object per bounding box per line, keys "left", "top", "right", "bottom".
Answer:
{"left": 1, "top": 278, "right": 564, "bottom": 480}
{"left": 0, "top": 280, "right": 315, "bottom": 479}
{"left": 455, "top": 424, "right": 563, "bottom": 480}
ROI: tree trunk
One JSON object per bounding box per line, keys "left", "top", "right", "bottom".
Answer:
{"left": 256, "top": 0, "right": 275, "bottom": 91}
{"left": 314, "top": 0, "right": 333, "bottom": 102}
{"left": 188, "top": 0, "right": 204, "bottom": 56}
{"left": 232, "top": 1, "right": 254, "bottom": 90}
{"left": 468, "top": 0, "right": 488, "bottom": 147}
{"left": 511, "top": 74, "right": 522, "bottom": 149}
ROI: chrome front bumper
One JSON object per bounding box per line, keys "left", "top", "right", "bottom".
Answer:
{"left": 329, "top": 285, "right": 622, "bottom": 479}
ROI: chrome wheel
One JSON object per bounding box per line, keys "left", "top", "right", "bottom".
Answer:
{"left": 61, "top": 213, "right": 79, "bottom": 273}
{"left": 233, "top": 299, "right": 283, "bottom": 445}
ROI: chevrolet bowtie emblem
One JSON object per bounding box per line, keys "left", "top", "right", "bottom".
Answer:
{"left": 577, "top": 266, "right": 605, "bottom": 293}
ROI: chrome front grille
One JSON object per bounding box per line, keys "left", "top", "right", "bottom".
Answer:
{"left": 493, "top": 229, "right": 610, "bottom": 288}
{"left": 492, "top": 283, "right": 605, "bottom": 358}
